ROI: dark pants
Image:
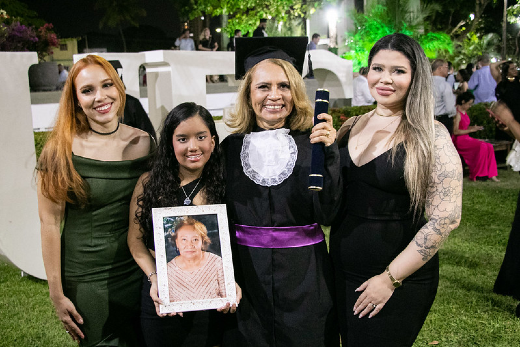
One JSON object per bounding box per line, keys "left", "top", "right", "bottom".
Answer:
{"left": 435, "top": 113, "right": 454, "bottom": 135}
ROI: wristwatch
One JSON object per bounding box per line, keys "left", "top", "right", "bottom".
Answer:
{"left": 385, "top": 266, "right": 402, "bottom": 288}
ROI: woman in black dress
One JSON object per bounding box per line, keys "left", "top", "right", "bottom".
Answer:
{"left": 222, "top": 38, "right": 340, "bottom": 346}
{"left": 127, "top": 102, "right": 240, "bottom": 346}
{"left": 493, "top": 61, "right": 520, "bottom": 317}
{"left": 331, "top": 33, "right": 463, "bottom": 346}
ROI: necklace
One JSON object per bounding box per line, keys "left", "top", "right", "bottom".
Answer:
{"left": 355, "top": 111, "right": 401, "bottom": 150}
{"left": 90, "top": 122, "right": 119, "bottom": 135}
{"left": 181, "top": 176, "right": 202, "bottom": 205}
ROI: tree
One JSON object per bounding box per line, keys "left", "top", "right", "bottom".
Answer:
{"left": 95, "top": 0, "right": 146, "bottom": 52}
{"left": 342, "top": 3, "right": 452, "bottom": 70}
{"left": 0, "top": 0, "right": 45, "bottom": 27}
{"left": 172, "top": 0, "right": 327, "bottom": 35}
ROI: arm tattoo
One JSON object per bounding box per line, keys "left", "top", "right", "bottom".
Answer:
{"left": 413, "top": 124, "right": 462, "bottom": 261}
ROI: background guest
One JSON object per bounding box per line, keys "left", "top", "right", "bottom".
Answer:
{"left": 455, "top": 69, "right": 470, "bottom": 95}
{"left": 352, "top": 67, "right": 375, "bottom": 106}
{"left": 252, "top": 18, "right": 268, "bottom": 37}
{"left": 446, "top": 61, "right": 455, "bottom": 90}
{"left": 308, "top": 33, "right": 320, "bottom": 50}
{"left": 432, "top": 59, "right": 456, "bottom": 135}
{"left": 174, "top": 29, "right": 195, "bottom": 51}
{"left": 468, "top": 54, "right": 497, "bottom": 104}
{"left": 491, "top": 62, "right": 520, "bottom": 317}
{"left": 198, "top": 27, "right": 218, "bottom": 52}
{"left": 227, "top": 29, "right": 242, "bottom": 51}
{"left": 452, "top": 91, "right": 498, "bottom": 182}
{"left": 57, "top": 63, "right": 68, "bottom": 89}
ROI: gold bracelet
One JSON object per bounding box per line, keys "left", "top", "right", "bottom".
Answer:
{"left": 385, "top": 266, "right": 402, "bottom": 288}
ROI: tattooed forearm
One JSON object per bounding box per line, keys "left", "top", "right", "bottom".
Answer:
{"left": 413, "top": 123, "right": 462, "bottom": 262}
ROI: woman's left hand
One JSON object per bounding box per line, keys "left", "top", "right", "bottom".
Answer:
{"left": 353, "top": 272, "right": 395, "bottom": 318}
{"left": 217, "top": 283, "right": 242, "bottom": 314}
{"left": 310, "top": 113, "right": 336, "bottom": 147}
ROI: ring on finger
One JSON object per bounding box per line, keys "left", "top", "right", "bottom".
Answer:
{"left": 371, "top": 303, "right": 377, "bottom": 309}
{"left": 326, "top": 131, "right": 330, "bottom": 138}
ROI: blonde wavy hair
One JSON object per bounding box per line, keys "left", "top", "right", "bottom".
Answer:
{"left": 226, "top": 58, "right": 313, "bottom": 133}
{"left": 37, "top": 55, "right": 126, "bottom": 205}
{"left": 368, "top": 34, "right": 436, "bottom": 216}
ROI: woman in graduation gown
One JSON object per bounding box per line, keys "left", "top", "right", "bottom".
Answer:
{"left": 222, "top": 38, "right": 340, "bottom": 347}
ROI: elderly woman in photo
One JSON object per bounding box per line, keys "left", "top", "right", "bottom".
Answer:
{"left": 167, "top": 217, "right": 226, "bottom": 302}
{"left": 222, "top": 37, "right": 340, "bottom": 346}
{"left": 332, "top": 33, "right": 462, "bottom": 346}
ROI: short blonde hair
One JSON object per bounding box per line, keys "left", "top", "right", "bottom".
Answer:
{"left": 226, "top": 59, "right": 313, "bottom": 133}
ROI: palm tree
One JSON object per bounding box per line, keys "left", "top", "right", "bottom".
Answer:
{"left": 96, "top": 0, "right": 146, "bottom": 52}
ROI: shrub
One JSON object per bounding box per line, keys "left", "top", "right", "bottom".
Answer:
{"left": 330, "top": 105, "right": 376, "bottom": 130}
{"left": 466, "top": 102, "right": 497, "bottom": 140}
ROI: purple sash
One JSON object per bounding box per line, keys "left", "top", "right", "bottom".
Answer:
{"left": 234, "top": 223, "right": 325, "bottom": 248}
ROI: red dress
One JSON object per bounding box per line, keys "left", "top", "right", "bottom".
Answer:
{"left": 452, "top": 110, "right": 498, "bottom": 180}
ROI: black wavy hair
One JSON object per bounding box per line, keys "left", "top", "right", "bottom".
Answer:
{"left": 136, "top": 102, "right": 224, "bottom": 243}
{"left": 456, "top": 91, "right": 474, "bottom": 106}
{"left": 501, "top": 61, "right": 515, "bottom": 83}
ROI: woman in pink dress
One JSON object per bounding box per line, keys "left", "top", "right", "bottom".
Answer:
{"left": 452, "top": 91, "right": 499, "bottom": 181}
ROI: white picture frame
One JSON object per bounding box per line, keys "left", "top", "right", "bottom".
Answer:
{"left": 152, "top": 204, "right": 236, "bottom": 314}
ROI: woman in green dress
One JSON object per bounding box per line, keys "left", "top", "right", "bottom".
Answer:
{"left": 37, "top": 55, "right": 153, "bottom": 346}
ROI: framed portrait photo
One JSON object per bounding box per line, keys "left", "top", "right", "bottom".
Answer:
{"left": 152, "top": 204, "right": 236, "bottom": 314}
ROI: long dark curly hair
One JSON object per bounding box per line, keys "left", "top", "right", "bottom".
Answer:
{"left": 136, "top": 102, "right": 224, "bottom": 244}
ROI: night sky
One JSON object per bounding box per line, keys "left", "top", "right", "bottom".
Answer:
{"left": 18, "top": 0, "right": 181, "bottom": 38}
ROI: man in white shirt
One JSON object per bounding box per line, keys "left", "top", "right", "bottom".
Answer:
{"left": 174, "top": 29, "right": 195, "bottom": 51}
{"left": 352, "top": 67, "right": 375, "bottom": 106}
{"left": 432, "top": 59, "right": 456, "bottom": 135}
{"left": 57, "top": 64, "right": 68, "bottom": 90}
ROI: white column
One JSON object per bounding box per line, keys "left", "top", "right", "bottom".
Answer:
{"left": 0, "top": 52, "right": 46, "bottom": 279}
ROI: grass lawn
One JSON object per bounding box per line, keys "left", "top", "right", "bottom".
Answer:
{"left": 1, "top": 169, "right": 520, "bottom": 346}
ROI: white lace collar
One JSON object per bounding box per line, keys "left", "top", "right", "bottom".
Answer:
{"left": 240, "top": 128, "right": 298, "bottom": 187}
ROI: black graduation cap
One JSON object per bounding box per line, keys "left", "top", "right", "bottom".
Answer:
{"left": 235, "top": 37, "right": 308, "bottom": 80}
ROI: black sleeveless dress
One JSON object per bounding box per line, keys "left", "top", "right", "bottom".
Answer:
{"left": 493, "top": 78, "right": 520, "bottom": 302}
{"left": 330, "top": 120, "right": 439, "bottom": 346}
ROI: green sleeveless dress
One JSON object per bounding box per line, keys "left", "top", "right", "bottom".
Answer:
{"left": 61, "top": 152, "right": 151, "bottom": 346}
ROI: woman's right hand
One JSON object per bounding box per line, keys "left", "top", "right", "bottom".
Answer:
{"left": 51, "top": 294, "right": 84, "bottom": 342}
{"left": 150, "top": 280, "right": 181, "bottom": 318}
{"left": 469, "top": 125, "right": 484, "bottom": 132}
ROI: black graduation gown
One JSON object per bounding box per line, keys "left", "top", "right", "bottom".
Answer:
{"left": 222, "top": 128, "right": 341, "bottom": 347}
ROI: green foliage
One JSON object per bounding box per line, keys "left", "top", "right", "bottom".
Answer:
{"left": 448, "top": 32, "right": 500, "bottom": 69}
{"left": 418, "top": 32, "right": 453, "bottom": 59}
{"left": 467, "top": 102, "right": 497, "bottom": 140}
{"left": 507, "top": 4, "right": 520, "bottom": 24}
{"left": 0, "top": 0, "right": 44, "bottom": 27}
{"left": 34, "top": 131, "right": 49, "bottom": 159}
{"left": 173, "top": 0, "right": 325, "bottom": 36}
{"left": 342, "top": 4, "right": 453, "bottom": 71}
{"left": 329, "top": 105, "right": 376, "bottom": 130}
